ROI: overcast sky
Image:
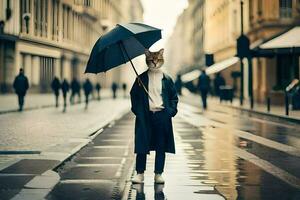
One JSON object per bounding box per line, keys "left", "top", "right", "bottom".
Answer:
{"left": 141, "top": 0, "right": 188, "bottom": 50}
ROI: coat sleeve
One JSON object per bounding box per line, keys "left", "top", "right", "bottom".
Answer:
{"left": 13, "top": 77, "right": 17, "bottom": 90}
{"left": 25, "top": 77, "right": 29, "bottom": 91}
{"left": 130, "top": 78, "right": 139, "bottom": 115}
{"left": 167, "top": 77, "right": 179, "bottom": 117}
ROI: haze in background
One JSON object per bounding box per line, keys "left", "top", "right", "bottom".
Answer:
{"left": 141, "top": 0, "right": 188, "bottom": 50}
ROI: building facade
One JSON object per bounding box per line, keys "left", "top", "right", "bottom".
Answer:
{"left": 205, "top": 0, "right": 251, "bottom": 99}
{"left": 205, "top": 0, "right": 300, "bottom": 104}
{"left": 248, "top": 0, "right": 300, "bottom": 103}
{"left": 165, "top": 0, "right": 206, "bottom": 77}
{"left": 0, "top": 0, "right": 143, "bottom": 93}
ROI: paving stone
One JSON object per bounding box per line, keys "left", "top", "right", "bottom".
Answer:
{"left": 0, "top": 175, "right": 34, "bottom": 189}
{"left": 0, "top": 189, "right": 21, "bottom": 200}
{"left": 46, "top": 182, "right": 116, "bottom": 200}
{"left": 75, "top": 158, "right": 123, "bottom": 164}
{"left": 0, "top": 159, "right": 59, "bottom": 175}
{"left": 93, "top": 140, "right": 130, "bottom": 146}
{"left": 81, "top": 148, "right": 128, "bottom": 157}
{"left": 11, "top": 189, "right": 51, "bottom": 200}
{"left": 60, "top": 166, "right": 120, "bottom": 180}
{"left": 25, "top": 174, "right": 60, "bottom": 189}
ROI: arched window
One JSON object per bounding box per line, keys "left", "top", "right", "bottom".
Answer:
{"left": 279, "top": 0, "right": 293, "bottom": 18}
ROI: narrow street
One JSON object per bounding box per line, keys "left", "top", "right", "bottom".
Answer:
{"left": 0, "top": 96, "right": 300, "bottom": 199}
{"left": 1, "top": 0, "right": 300, "bottom": 199}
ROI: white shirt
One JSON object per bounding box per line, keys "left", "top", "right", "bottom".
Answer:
{"left": 148, "top": 69, "right": 164, "bottom": 111}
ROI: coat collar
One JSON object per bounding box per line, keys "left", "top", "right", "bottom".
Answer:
{"left": 140, "top": 70, "right": 167, "bottom": 83}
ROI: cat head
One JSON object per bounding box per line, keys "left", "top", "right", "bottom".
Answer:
{"left": 145, "top": 49, "right": 164, "bottom": 70}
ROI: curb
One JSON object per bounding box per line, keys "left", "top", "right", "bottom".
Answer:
{"left": 121, "top": 161, "right": 135, "bottom": 200}
{"left": 227, "top": 104, "right": 300, "bottom": 124}
{"left": 52, "top": 107, "right": 131, "bottom": 172}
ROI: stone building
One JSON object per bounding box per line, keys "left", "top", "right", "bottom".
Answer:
{"left": 0, "top": 0, "right": 143, "bottom": 93}
{"left": 204, "top": 0, "right": 251, "bottom": 99}
{"left": 165, "top": 0, "right": 206, "bottom": 77}
{"left": 205, "top": 0, "right": 300, "bottom": 104}
{"left": 248, "top": 0, "right": 300, "bottom": 104}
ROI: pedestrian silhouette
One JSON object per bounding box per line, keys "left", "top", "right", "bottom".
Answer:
{"left": 197, "top": 70, "right": 210, "bottom": 110}
{"left": 122, "top": 83, "right": 127, "bottom": 98}
{"left": 61, "top": 79, "right": 70, "bottom": 112}
{"left": 175, "top": 74, "right": 183, "bottom": 95}
{"left": 83, "top": 79, "right": 93, "bottom": 109}
{"left": 214, "top": 72, "right": 226, "bottom": 96}
{"left": 111, "top": 82, "right": 118, "bottom": 99}
{"left": 70, "top": 78, "right": 81, "bottom": 104}
{"left": 51, "top": 77, "right": 61, "bottom": 107}
{"left": 95, "top": 82, "right": 101, "bottom": 100}
{"left": 13, "top": 68, "right": 29, "bottom": 111}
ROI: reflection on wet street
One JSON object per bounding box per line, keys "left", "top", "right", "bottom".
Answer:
{"left": 128, "top": 102, "right": 300, "bottom": 200}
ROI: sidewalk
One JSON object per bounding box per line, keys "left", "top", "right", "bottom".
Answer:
{"left": 182, "top": 90, "right": 300, "bottom": 123}
{"left": 46, "top": 113, "right": 135, "bottom": 200}
{"left": 0, "top": 98, "right": 130, "bottom": 200}
{"left": 0, "top": 89, "right": 126, "bottom": 114}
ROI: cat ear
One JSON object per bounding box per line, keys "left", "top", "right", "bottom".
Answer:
{"left": 158, "top": 48, "right": 164, "bottom": 56}
{"left": 145, "top": 49, "right": 151, "bottom": 57}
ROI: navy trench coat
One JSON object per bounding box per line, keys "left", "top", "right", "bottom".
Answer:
{"left": 130, "top": 70, "right": 178, "bottom": 154}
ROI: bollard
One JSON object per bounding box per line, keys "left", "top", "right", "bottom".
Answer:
{"left": 285, "top": 92, "right": 289, "bottom": 116}
{"left": 267, "top": 97, "right": 271, "bottom": 112}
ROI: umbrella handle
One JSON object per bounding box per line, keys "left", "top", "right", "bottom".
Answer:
{"left": 119, "top": 42, "right": 154, "bottom": 102}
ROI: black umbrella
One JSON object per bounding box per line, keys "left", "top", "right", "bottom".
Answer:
{"left": 85, "top": 23, "right": 162, "bottom": 99}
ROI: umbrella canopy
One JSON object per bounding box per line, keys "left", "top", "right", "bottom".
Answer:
{"left": 85, "top": 23, "right": 162, "bottom": 74}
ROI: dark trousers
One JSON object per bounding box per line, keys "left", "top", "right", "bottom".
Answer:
{"left": 85, "top": 94, "right": 89, "bottom": 109}
{"left": 136, "top": 152, "right": 165, "bottom": 174}
{"left": 63, "top": 94, "right": 67, "bottom": 112}
{"left": 70, "top": 92, "right": 81, "bottom": 104}
{"left": 55, "top": 94, "right": 59, "bottom": 107}
{"left": 17, "top": 95, "right": 25, "bottom": 111}
{"left": 136, "top": 110, "right": 168, "bottom": 174}
{"left": 200, "top": 89, "right": 208, "bottom": 109}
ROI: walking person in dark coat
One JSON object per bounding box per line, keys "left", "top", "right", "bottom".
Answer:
{"left": 61, "top": 79, "right": 70, "bottom": 112}
{"left": 95, "top": 82, "right": 101, "bottom": 100}
{"left": 214, "top": 72, "right": 226, "bottom": 96}
{"left": 130, "top": 49, "right": 178, "bottom": 184}
{"left": 51, "top": 77, "right": 61, "bottom": 107}
{"left": 111, "top": 82, "right": 118, "bottom": 99}
{"left": 13, "top": 68, "right": 29, "bottom": 111}
{"left": 197, "top": 70, "right": 210, "bottom": 110}
{"left": 122, "top": 83, "right": 127, "bottom": 98}
{"left": 175, "top": 74, "right": 183, "bottom": 95}
{"left": 83, "top": 79, "right": 93, "bottom": 109}
{"left": 70, "top": 78, "right": 81, "bottom": 104}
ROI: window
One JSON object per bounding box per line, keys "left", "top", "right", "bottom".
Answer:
{"left": 34, "top": 0, "right": 38, "bottom": 35}
{"left": 20, "top": 0, "right": 31, "bottom": 33}
{"left": 280, "top": 0, "right": 293, "bottom": 18}
{"left": 40, "top": 56, "right": 54, "bottom": 93}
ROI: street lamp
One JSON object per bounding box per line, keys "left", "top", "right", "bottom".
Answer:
{"left": 236, "top": 0, "right": 253, "bottom": 107}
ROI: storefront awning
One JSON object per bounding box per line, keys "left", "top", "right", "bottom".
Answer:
{"left": 181, "top": 69, "right": 201, "bottom": 82}
{"left": 260, "top": 27, "right": 300, "bottom": 49}
{"left": 206, "top": 57, "right": 239, "bottom": 75}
